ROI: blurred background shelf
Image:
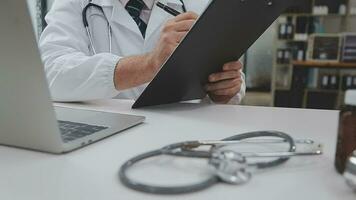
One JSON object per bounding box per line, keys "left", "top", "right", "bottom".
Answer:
{"left": 267, "top": 0, "right": 356, "bottom": 110}
{"left": 292, "top": 61, "right": 356, "bottom": 68}
{"left": 282, "top": 13, "right": 349, "bottom": 17}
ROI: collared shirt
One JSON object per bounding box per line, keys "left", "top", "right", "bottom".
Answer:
{"left": 119, "top": 0, "right": 154, "bottom": 24}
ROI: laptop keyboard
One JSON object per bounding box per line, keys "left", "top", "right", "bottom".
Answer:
{"left": 58, "top": 120, "right": 108, "bottom": 143}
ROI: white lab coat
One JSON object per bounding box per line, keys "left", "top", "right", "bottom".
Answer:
{"left": 40, "top": 0, "right": 246, "bottom": 103}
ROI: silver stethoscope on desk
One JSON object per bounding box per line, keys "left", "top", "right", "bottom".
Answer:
{"left": 82, "top": 0, "right": 187, "bottom": 54}
{"left": 119, "top": 131, "right": 323, "bottom": 194}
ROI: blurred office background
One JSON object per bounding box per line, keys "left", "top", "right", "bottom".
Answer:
{"left": 27, "top": 0, "right": 53, "bottom": 39}
{"left": 28, "top": 0, "right": 356, "bottom": 110}
{"left": 242, "top": 0, "right": 356, "bottom": 110}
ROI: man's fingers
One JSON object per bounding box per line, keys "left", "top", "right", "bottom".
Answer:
{"left": 173, "top": 20, "right": 196, "bottom": 32}
{"left": 163, "top": 19, "right": 195, "bottom": 32}
{"left": 223, "top": 61, "right": 243, "bottom": 71}
{"left": 161, "top": 31, "right": 187, "bottom": 44}
{"left": 173, "top": 32, "right": 188, "bottom": 43}
{"left": 205, "top": 78, "right": 242, "bottom": 91}
{"left": 161, "top": 12, "right": 198, "bottom": 44}
{"left": 174, "top": 11, "right": 199, "bottom": 22}
{"left": 209, "top": 70, "right": 241, "bottom": 82}
{"left": 170, "top": 32, "right": 188, "bottom": 44}
{"left": 210, "top": 84, "right": 241, "bottom": 96}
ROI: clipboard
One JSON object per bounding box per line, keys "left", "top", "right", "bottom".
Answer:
{"left": 133, "top": 0, "right": 297, "bottom": 108}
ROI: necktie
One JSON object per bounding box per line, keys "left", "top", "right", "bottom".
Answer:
{"left": 125, "top": 0, "right": 148, "bottom": 37}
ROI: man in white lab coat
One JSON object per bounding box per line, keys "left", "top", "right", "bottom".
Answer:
{"left": 40, "top": 0, "right": 246, "bottom": 104}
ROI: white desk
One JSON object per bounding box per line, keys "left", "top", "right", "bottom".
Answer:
{"left": 0, "top": 100, "right": 354, "bottom": 200}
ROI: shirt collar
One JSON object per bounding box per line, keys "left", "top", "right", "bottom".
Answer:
{"left": 119, "top": 0, "right": 155, "bottom": 9}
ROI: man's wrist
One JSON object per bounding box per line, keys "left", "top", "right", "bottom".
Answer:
{"left": 113, "top": 53, "right": 160, "bottom": 91}
{"left": 144, "top": 52, "right": 159, "bottom": 74}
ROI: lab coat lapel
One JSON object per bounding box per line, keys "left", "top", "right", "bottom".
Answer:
{"left": 183, "top": 0, "right": 212, "bottom": 15}
{"left": 145, "top": 0, "right": 182, "bottom": 40}
{"left": 110, "top": 0, "right": 143, "bottom": 37}
{"left": 91, "top": 0, "right": 113, "bottom": 6}
{"left": 91, "top": 0, "right": 210, "bottom": 40}
{"left": 145, "top": 0, "right": 211, "bottom": 40}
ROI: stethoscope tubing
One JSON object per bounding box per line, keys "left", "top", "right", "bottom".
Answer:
{"left": 83, "top": 1, "right": 112, "bottom": 54}
{"left": 119, "top": 131, "right": 306, "bottom": 194}
{"left": 163, "top": 131, "right": 296, "bottom": 169}
{"left": 119, "top": 148, "right": 219, "bottom": 194}
{"left": 82, "top": 0, "right": 186, "bottom": 54}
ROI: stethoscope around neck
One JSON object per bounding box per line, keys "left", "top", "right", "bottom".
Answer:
{"left": 82, "top": 0, "right": 187, "bottom": 55}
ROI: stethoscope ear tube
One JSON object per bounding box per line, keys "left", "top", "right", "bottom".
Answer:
{"left": 82, "top": 3, "right": 90, "bottom": 27}
{"left": 82, "top": 3, "right": 104, "bottom": 27}
{"left": 82, "top": 2, "right": 111, "bottom": 54}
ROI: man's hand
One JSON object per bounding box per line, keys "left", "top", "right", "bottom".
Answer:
{"left": 115, "top": 12, "right": 198, "bottom": 90}
{"left": 205, "top": 61, "right": 243, "bottom": 104}
{"left": 147, "top": 12, "right": 198, "bottom": 70}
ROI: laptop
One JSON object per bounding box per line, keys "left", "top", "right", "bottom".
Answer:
{"left": 0, "top": 1, "right": 145, "bottom": 154}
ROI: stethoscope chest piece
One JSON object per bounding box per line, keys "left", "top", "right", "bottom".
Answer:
{"left": 209, "top": 150, "right": 251, "bottom": 185}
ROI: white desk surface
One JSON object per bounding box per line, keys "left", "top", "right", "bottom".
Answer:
{"left": 0, "top": 100, "right": 354, "bottom": 200}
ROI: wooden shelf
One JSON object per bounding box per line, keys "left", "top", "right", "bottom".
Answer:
{"left": 275, "top": 63, "right": 291, "bottom": 67}
{"left": 282, "top": 13, "right": 348, "bottom": 17}
{"left": 305, "top": 88, "right": 347, "bottom": 94}
{"left": 292, "top": 61, "right": 356, "bottom": 68}
{"left": 305, "top": 88, "right": 340, "bottom": 93}
{"left": 277, "top": 39, "right": 308, "bottom": 42}
{"left": 275, "top": 87, "right": 291, "bottom": 91}
{"left": 271, "top": 0, "right": 356, "bottom": 109}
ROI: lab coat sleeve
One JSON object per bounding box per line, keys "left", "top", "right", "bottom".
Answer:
{"left": 39, "top": 0, "right": 121, "bottom": 102}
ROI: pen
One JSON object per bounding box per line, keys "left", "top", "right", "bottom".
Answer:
{"left": 156, "top": 2, "right": 182, "bottom": 16}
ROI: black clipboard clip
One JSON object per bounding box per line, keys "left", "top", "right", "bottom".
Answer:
{"left": 266, "top": 0, "right": 273, "bottom": 6}
{"left": 240, "top": 0, "right": 273, "bottom": 6}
